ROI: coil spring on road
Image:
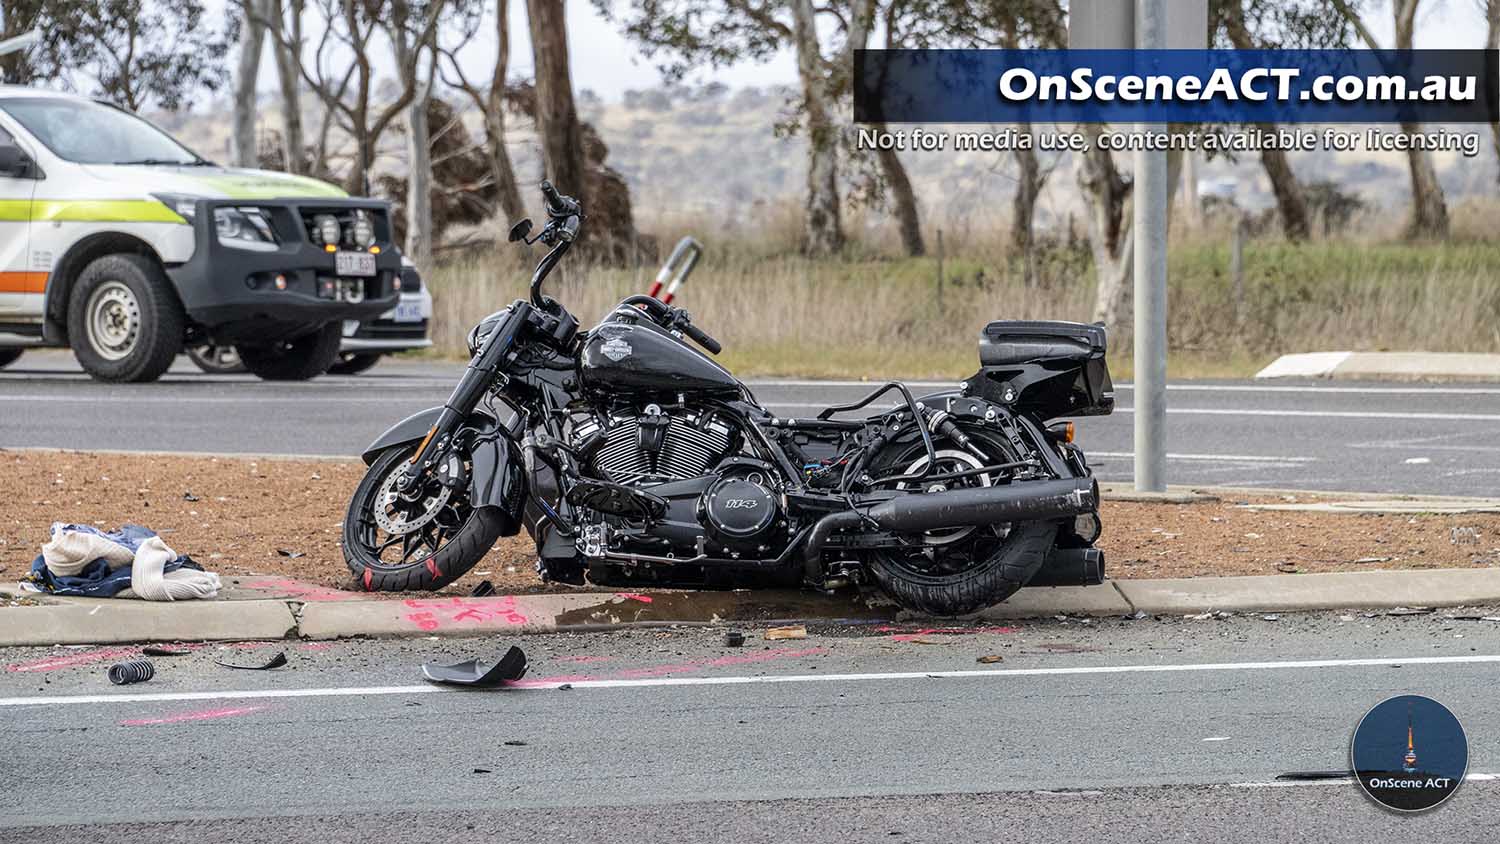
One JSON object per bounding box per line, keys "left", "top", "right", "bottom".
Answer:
{"left": 108, "top": 659, "right": 155, "bottom": 685}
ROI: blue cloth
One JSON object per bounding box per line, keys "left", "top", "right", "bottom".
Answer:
{"left": 24, "top": 523, "right": 201, "bottom": 598}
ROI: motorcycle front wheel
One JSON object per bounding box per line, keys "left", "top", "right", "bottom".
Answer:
{"left": 343, "top": 445, "right": 505, "bottom": 591}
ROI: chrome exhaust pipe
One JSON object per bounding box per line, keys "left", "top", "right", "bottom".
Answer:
{"left": 803, "top": 477, "right": 1098, "bottom": 580}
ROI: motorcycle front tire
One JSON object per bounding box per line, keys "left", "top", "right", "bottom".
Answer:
{"left": 343, "top": 446, "right": 506, "bottom": 591}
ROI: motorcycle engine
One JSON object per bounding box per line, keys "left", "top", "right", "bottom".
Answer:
{"left": 571, "top": 404, "right": 737, "bottom": 485}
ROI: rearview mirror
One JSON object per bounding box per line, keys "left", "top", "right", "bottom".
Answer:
{"left": 508, "top": 218, "right": 533, "bottom": 243}
{"left": 0, "top": 142, "right": 29, "bottom": 178}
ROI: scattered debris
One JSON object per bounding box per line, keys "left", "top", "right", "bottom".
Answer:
{"left": 1275, "top": 562, "right": 1300, "bottom": 574}
{"left": 1351, "top": 556, "right": 1392, "bottom": 564}
{"left": 723, "top": 630, "right": 746, "bottom": 648}
{"left": 557, "top": 683, "right": 573, "bottom": 690}
{"left": 107, "top": 659, "right": 155, "bottom": 685}
{"left": 1403, "top": 457, "right": 1431, "bottom": 465}
{"left": 421, "top": 646, "right": 528, "bottom": 687}
{"left": 1386, "top": 606, "right": 1434, "bottom": 616}
{"left": 472, "top": 768, "right": 492, "bottom": 775}
{"left": 215, "top": 651, "right": 288, "bottom": 670}
{"left": 1129, "top": 610, "right": 1148, "bottom": 620}
{"left": 1036, "top": 642, "right": 1101, "bottom": 653}
{"left": 765, "top": 625, "right": 807, "bottom": 641}
{"left": 1261, "top": 614, "right": 1281, "bottom": 621}
{"left": 274, "top": 549, "right": 304, "bottom": 559}
{"left": 976, "top": 655, "right": 1005, "bottom": 664}
{"left": 503, "top": 740, "right": 527, "bottom": 747}
{"left": 182, "top": 491, "right": 199, "bottom": 502}
{"left": 469, "top": 580, "right": 495, "bottom": 598}
{"left": 141, "top": 645, "right": 191, "bottom": 657}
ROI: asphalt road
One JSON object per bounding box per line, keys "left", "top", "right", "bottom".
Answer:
{"left": 4, "top": 350, "right": 1499, "bottom": 495}
{"left": 2, "top": 610, "right": 1498, "bottom": 841}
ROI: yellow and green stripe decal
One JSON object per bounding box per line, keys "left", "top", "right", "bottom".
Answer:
{"left": 0, "top": 199, "right": 186, "bottom": 224}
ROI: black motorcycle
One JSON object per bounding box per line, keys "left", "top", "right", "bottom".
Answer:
{"left": 343, "top": 182, "right": 1114, "bottom": 616}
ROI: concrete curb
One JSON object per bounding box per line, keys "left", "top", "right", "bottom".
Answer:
{"left": 5, "top": 568, "right": 1500, "bottom": 645}
{"left": 1256, "top": 351, "right": 1500, "bottom": 382}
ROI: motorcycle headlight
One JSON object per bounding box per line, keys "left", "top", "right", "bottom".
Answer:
{"left": 312, "top": 213, "right": 341, "bottom": 246}
{"left": 213, "top": 207, "right": 278, "bottom": 251}
{"left": 467, "top": 308, "right": 512, "bottom": 357}
{"left": 351, "top": 210, "right": 376, "bottom": 248}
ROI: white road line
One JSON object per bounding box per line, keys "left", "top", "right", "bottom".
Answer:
{"left": 1121, "top": 384, "right": 1500, "bottom": 396}
{"left": 1229, "top": 773, "right": 1499, "bottom": 789}
{"left": 1112, "top": 407, "right": 1500, "bottom": 422}
{"left": 4, "top": 653, "right": 1499, "bottom": 708}
{"left": 1090, "top": 452, "right": 1316, "bottom": 463}
{"left": 764, "top": 402, "right": 1500, "bottom": 421}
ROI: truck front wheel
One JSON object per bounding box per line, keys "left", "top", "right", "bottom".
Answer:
{"left": 0, "top": 348, "right": 23, "bottom": 370}
{"left": 67, "top": 254, "right": 185, "bottom": 383}
{"left": 236, "top": 322, "right": 342, "bottom": 381}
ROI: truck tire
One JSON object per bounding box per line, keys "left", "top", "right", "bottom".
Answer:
{"left": 0, "top": 348, "right": 23, "bottom": 370}
{"left": 237, "top": 322, "right": 342, "bottom": 381}
{"left": 328, "top": 352, "right": 383, "bottom": 375}
{"left": 67, "top": 254, "right": 185, "bottom": 383}
{"left": 186, "top": 344, "right": 246, "bottom": 374}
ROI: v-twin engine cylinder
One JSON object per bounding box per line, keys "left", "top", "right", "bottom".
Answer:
{"left": 572, "top": 407, "right": 736, "bottom": 485}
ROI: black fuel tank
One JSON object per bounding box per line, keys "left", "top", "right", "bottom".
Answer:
{"left": 580, "top": 320, "right": 740, "bottom": 395}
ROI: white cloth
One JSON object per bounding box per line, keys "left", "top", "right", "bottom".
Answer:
{"left": 40, "top": 526, "right": 220, "bottom": 601}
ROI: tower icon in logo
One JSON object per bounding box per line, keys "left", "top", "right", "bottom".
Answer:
{"left": 1402, "top": 702, "right": 1419, "bottom": 774}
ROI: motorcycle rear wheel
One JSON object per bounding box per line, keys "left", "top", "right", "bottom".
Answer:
{"left": 863, "top": 427, "right": 1057, "bottom": 616}
{"left": 343, "top": 445, "right": 505, "bottom": 591}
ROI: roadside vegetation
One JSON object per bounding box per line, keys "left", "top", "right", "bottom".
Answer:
{"left": 423, "top": 197, "right": 1500, "bottom": 380}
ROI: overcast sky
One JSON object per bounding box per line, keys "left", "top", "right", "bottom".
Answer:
{"left": 227, "top": 0, "right": 1489, "bottom": 102}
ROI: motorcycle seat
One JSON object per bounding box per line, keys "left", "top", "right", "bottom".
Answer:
{"left": 979, "top": 320, "right": 1106, "bottom": 366}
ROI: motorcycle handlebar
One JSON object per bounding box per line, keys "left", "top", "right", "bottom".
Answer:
{"left": 681, "top": 320, "right": 722, "bottom": 355}
{"left": 539, "top": 180, "right": 580, "bottom": 219}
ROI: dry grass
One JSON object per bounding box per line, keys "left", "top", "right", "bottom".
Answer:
{"left": 422, "top": 211, "right": 1500, "bottom": 380}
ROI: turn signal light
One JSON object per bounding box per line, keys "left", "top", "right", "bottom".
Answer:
{"left": 1047, "top": 421, "right": 1075, "bottom": 443}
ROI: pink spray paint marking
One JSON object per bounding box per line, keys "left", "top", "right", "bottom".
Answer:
{"left": 402, "top": 596, "right": 530, "bottom": 632}
{"left": 614, "top": 593, "right": 654, "bottom": 604}
{"left": 878, "top": 624, "right": 1019, "bottom": 642}
{"left": 240, "top": 577, "right": 361, "bottom": 603}
{"left": 6, "top": 647, "right": 141, "bottom": 673}
{"left": 510, "top": 646, "right": 827, "bottom": 687}
{"left": 121, "top": 705, "right": 269, "bottom": 727}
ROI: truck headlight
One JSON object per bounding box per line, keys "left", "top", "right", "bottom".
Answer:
{"left": 351, "top": 211, "right": 376, "bottom": 248}
{"left": 151, "top": 193, "right": 202, "bottom": 223}
{"left": 312, "top": 214, "right": 341, "bottom": 246}
{"left": 214, "top": 207, "right": 278, "bottom": 251}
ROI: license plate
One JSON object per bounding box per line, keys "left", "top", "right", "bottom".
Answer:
{"left": 392, "top": 301, "right": 424, "bottom": 323}
{"left": 335, "top": 251, "right": 376, "bottom": 277}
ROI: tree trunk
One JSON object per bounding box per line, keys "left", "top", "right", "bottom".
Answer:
{"left": 1010, "top": 128, "right": 1041, "bottom": 286}
{"left": 1079, "top": 125, "right": 1133, "bottom": 332}
{"left": 790, "top": 0, "right": 843, "bottom": 256}
{"left": 526, "top": 0, "right": 586, "bottom": 200}
{"left": 871, "top": 122, "right": 922, "bottom": 256}
{"left": 1392, "top": 0, "right": 1448, "bottom": 238}
{"left": 488, "top": 0, "right": 525, "bottom": 223}
{"left": 232, "top": 0, "right": 267, "bottom": 168}
{"left": 1222, "top": 2, "right": 1309, "bottom": 241}
{"left": 272, "top": 0, "right": 305, "bottom": 174}
{"left": 1259, "top": 142, "right": 1310, "bottom": 240}
{"left": 405, "top": 80, "right": 434, "bottom": 269}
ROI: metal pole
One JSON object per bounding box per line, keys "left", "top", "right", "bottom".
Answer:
{"left": 1133, "top": 0, "right": 1168, "bottom": 492}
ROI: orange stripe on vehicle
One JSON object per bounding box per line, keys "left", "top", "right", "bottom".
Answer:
{"left": 0, "top": 271, "right": 47, "bottom": 293}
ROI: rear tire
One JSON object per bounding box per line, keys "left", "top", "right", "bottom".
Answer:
{"left": 67, "top": 254, "right": 184, "bottom": 383}
{"left": 186, "top": 344, "right": 246, "bottom": 374}
{"left": 861, "top": 425, "right": 1058, "bottom": 617}
{"left": 0, "top": 348, "right": 22, "bottom": 370}
{"left": 237, "top": 322, "right": 342, "bottom": 381}
{"left": 328, "top": 352, "right": 383, "bottom": 375}
{"left": 343, "top": 445, "right": 506, "bottom": 591}
{"left": 866, "top": 521, "right": 1056, "bottom": 617}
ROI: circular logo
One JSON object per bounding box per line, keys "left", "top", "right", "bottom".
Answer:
{"left": 1351, "top": 694, "right": 1468, "bottom": 813}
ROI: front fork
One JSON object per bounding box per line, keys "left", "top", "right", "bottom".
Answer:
{"left": 400, "top": 305, "right": 531, "bottom": 491}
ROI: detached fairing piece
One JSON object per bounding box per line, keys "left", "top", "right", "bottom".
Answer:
{"left": 342, "top": 181, "right": 1112, "bottom": 617}
{"left": 422, "top": 647, "right": 530, "bottom": 687}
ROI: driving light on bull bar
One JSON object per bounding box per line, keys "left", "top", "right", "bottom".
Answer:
{"left": 351, "top": 211, "right": 376, "bottom": 248}
{"left": 312, "top": 213, "right": 341, "bottom": 246}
